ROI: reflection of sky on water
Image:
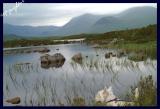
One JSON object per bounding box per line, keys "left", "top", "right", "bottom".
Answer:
{"left": 3, "top": 44, "right": 157, "bottom": 106}
{"left": 4, "top": 44, "right": 102, "bottom": 64}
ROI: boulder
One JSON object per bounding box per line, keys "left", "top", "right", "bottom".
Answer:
{"left": 41, "top": 63, "right": 50, "bottom": 69}
{"left": 95, "top": 86, "right": 134, "bottom": 106}
{"left": 6, "top": 97, "right": 20, "bottom": 104}
{"left": 95, "top": 86, "right": 116, "bottom": 102}
{"left": 72, "top": 53, "right": 82, "bottom": 64}
{"left": 40, "top": 53, "right": 65, "bottom": 68}
{"left": 40, "top": 54, "right": 51, "bottom": 64}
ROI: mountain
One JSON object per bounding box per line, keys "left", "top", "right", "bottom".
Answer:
{"left": 91, "top": 6, "right": 157, "bottom": 33}
{"left": 3, "top": 6, "right": 157, "bottom": 37}
{"left": 55, "top": 14, "right": 104, "bottom": 36}
{"left": 91, "top": 16, "right": 125, "bottom": 33}
{"left": 3, "top": 24, "right": 60, "bottom": 37}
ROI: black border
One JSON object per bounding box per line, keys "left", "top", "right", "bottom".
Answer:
{"left": 0, "top": 0, "right": 159, "bottom": 108}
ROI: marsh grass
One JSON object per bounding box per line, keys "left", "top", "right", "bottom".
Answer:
{"left": 99, "top": 41, "right": 156, "bottom": 61}
{"left": 124, "top": 75, "right": 157, "bottom": 106}
{"left": 3, "top": 56, "right": 157, "bottom": 106}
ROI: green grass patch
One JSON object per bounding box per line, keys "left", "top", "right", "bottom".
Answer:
{"left": 125, "top": 75, "right": 157, "bottom": 106}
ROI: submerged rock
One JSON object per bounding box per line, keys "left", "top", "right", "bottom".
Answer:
{"left": 56, "top": 48, "right": 59, "bottom": 51}
{"left": 72, "top": 53, "right": 83, "bottom": 64}
{"left": 117, "top": 50, "right": 126, "bottom": 58}
{"left": 40, "top": 53, "right": 65, "bottom": 68}
{"left": 34, "top": 47, "right": 50, "bottom": 53}
{"left": 15, "top": 62, "right": 31, "bottom": 66}
{"left": 105, "top": 52, "right": 116, "bottom": 58}
{"left": 6, "top": 97, "right": 20, "bottom": 104}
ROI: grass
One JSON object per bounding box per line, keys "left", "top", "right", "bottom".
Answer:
{"left": 71, "top": 97, "right": 86, "bottom": 106}
{"left": 3, "top": 56, "right": 157, "bottom": 106}
{"left": 85, "top": 24, "right": 157, "bottom": 61}
{"left": 99, "top": 41, "right": 156, "bottom": 61}
{"left": 124, "top": 75, "right": 157, "bottom": 106}
{"left": 64, "top": 75, "right": 157, "bottom": 106}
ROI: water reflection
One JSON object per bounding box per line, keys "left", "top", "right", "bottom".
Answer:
{"left": 3, "top": 44, "right": 157, "bottom": 106}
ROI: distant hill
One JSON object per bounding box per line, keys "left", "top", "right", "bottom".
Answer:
{"left": 3, "top": 34, "right": 24, "bottom": 41}
{"left": 4, "top": 24, "right": 157, "bottom": 48}
{"left": 3, "top": 24, "right": 60, "bottom": 37}
{"left": 3, "top": 6, "right": 157, "bottom": 37}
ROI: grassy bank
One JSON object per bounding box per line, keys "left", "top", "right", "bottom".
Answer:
{"left": 86, "top": 24, "right": 157, "bottom": 61}
{"left": 99, "top": 41, "right": 156, "bottom": 61}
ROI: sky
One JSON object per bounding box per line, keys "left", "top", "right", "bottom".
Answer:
{"left": 3, "top": 3, "right": 157, "bottom": 27}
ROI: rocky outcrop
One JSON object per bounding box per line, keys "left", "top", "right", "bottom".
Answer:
{"left": 95, "top": 86, "right": 137, "bottom": 106}
{"left": 6, "top": 97, "right": 20, "bottom": 104}
{"left": 72, "top": 53, "right": 83, "bottom": 64}
{"left": 40, "top": 53, "right": 65, "bottom": 68}
{"left": 95, "top": 86, "right": 116, "bottom": 102}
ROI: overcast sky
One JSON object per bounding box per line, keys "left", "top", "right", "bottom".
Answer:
{"left": 3, "top": 3, "right": 157, "bottom": 27}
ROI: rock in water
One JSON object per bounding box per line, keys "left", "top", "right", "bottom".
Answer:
{"left": 40, "top": 53, "right": 65, "bottom": 68}
{"left": 40, "top": 54, "right": 51, "bottom": 64}
{"left": 117, "top": 50, "right": 126, "bottom": 58}
{"left": 39, "top": 48, "right": 50, "bottom": 53}
{"left": 50, "top": 53, "right": 66, "bottom": 68}
{"left": 105, "top": 52, "right": 115, "bottom": 58}
{"left": 72, "top": 53, "right": 82, "bottom": 64}
{"left": 6, "top": 97, "right": 20, "bottom": 104}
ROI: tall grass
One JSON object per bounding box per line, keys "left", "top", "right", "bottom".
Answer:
{"left": 3, "top": 57, "right": 157, "bottom": 106}
{"left": 124, "top": 75, "right": 157, "bottom": 106}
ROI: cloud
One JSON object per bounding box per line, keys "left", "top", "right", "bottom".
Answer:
{"left": 3, "top": 3, "right": 157, "bottom": 26}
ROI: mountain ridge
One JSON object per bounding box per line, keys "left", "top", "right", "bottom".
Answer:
{"left": 3, "top": 6, "right": 157, "bottom": 37}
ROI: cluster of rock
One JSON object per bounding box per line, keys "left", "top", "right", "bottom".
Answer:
{"left": 40, "top": 52, "right": 84, "bottom": 69}
{"left": 40, "top": 50, "right": 127, "bottom": 69}
{"left": 105, "top": 50, "right": 126, "bottom": 59}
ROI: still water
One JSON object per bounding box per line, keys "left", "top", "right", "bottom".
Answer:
{"left": 3, "top": 43, "right": 157, "bottom": 106}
